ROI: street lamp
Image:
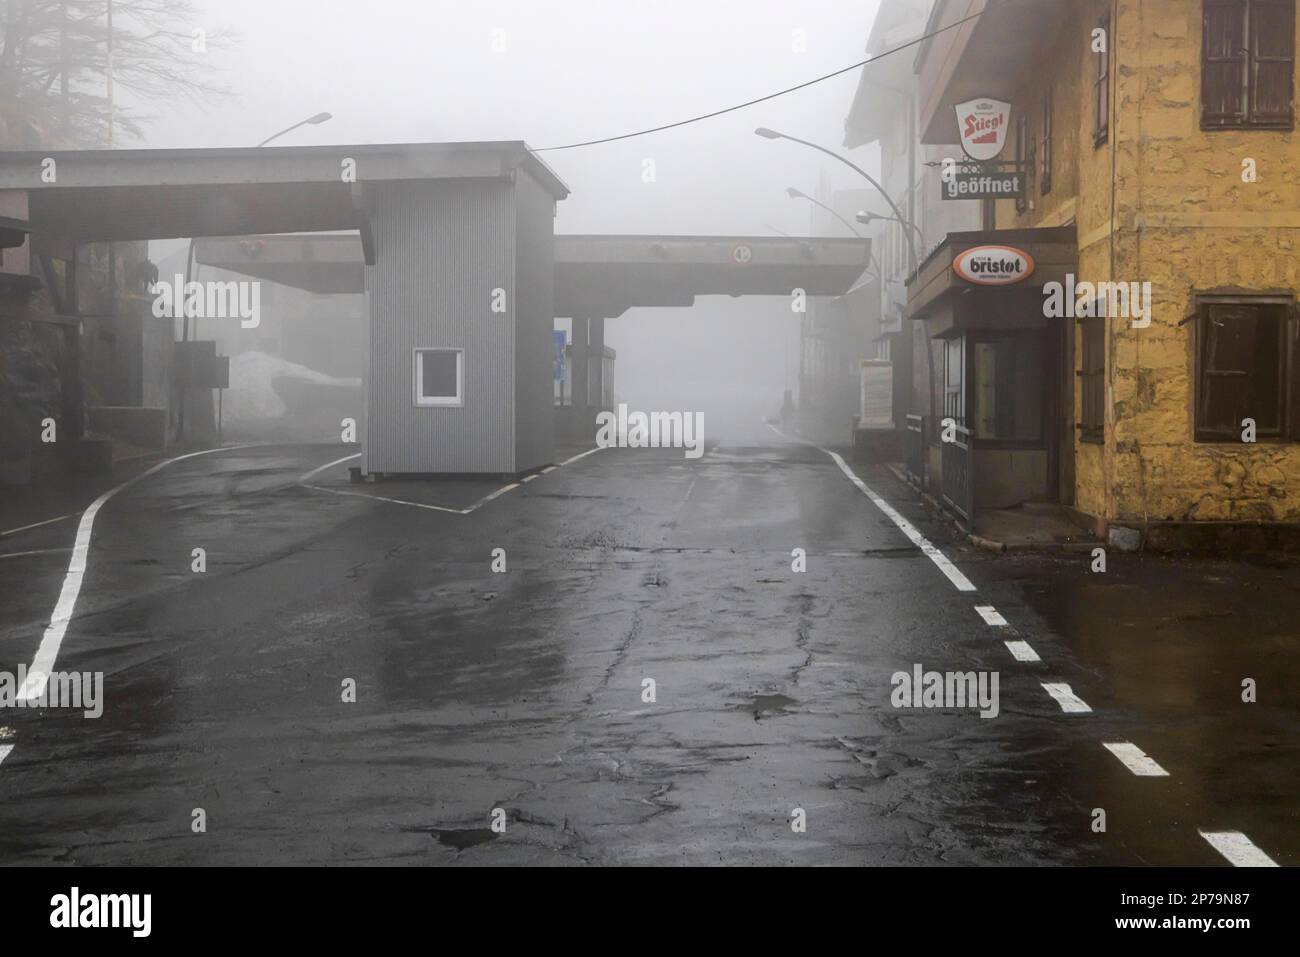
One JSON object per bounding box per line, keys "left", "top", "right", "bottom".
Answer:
{"left": 255, "top": 111, "right": 333, "bottom": 147}
{"left": 786, "top": 187, "right": 863, "bottom": 238}
{"left": 786, "top": 187, "right": 881, "bottom": 281}
{"left": 856, "top": 209, "right": 924, "bottom": 250}
{"left": 756, "top": 127, "right": 917, "bottom": 273}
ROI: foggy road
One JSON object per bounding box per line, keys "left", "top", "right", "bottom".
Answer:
{"left": 0, "top": 441, "right": 1293, "bottom": 866}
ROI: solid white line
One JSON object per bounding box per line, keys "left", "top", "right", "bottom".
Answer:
{"left": 1004, "top": 640, "right": 1041, "bottom": 662}
{"left": 975, "top": 605, "right": 1008, "bottom": 626}
{"left": 1041, "top": 681, "right": 1092, "bottom": 713}
{"left": 1199, "top": 830, "right": 1279, "bottom": 867}
{"left": 822, "top": 448, "right": 977, "bottom": 593}
{"left": 18, "top": 445, "right": 251, "bottom": 703}
{"left": 1103, "top": 741, "right": 1169, "bottom": 776}
{"left": 298, "top": 452, "right": 361, "bottom": 484}
{"left": 0, "top": 744, "right": 11, "bottom": 767}
{"left": 559, "top": 446, "right": 605, "bottom": 467}
{"left": 0, "top": 513, "right": 79, "bottom": 538}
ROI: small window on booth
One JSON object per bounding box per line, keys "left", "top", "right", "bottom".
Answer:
{"left": 414, "top": 348, "right": 464, "bottom": 407}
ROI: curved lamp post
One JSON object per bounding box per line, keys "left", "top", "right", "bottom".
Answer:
{"left": 756, "top": 127, "right": 916, "bottom": 273}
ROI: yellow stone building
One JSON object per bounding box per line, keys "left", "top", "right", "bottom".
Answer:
{"left": 907, "top": 0, "right": 1299, "bottom": 547}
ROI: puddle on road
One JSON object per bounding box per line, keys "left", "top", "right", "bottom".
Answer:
{"left": 412, "top": 827, "right": 499, "bottom": 851}
{"left": 743, "top": 693, "right": 798, "bottom": 720}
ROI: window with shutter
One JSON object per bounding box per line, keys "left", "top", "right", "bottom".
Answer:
{"left": 1079, "top": 314, "right": 1105, "bottom": 443}
{"left": 1195, "top": 299, "right": 1290, "bottom": 441}
{"left": 1040, "top": 88, "right": 1053, "bottom": 195}
{"left": 1095, "top": 14, "right": 1111, "bottom": 146}
{"left": 1202, "top": 0, "right": 1295, "bottom": 129}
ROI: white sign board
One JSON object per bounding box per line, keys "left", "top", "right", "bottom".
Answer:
{"left": 954, "top": 98, "right": 1011, "bottom": 162}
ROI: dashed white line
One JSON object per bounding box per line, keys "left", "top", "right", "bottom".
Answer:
{"left": 1199, "top": 830, "right": 1279, "bottom": 867}
{"left": 1103, "top": 742, "right": 1169, "bottom": 776}
{"left": 19, "top": 445, "right": 252, "bottom": 703}
{"left": 975, "top": 605, "right": 1008, "bottom": 626}
{"left": 1004, "top": 640, "right": 1041, "bottom": 662}
{"left": 1041, "top": 682, "right": 1092, "bottom": 713}
{"left": 0, "top": 744, "right": 11, "bottom": 767}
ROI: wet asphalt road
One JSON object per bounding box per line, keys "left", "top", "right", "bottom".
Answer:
{"left": 0, "top": 440, "right": 1295, "bottom": 865}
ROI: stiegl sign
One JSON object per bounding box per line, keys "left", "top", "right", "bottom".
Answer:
{"left": 955, "top": 98, "right": 1012, "bottom": 162}
{"left": 952, "top": 245, "right": 1035, "bottom": 286}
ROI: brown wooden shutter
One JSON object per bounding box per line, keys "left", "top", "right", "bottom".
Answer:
{"left": 1289, "top": 304, "right": 1300, "bottom": 439}
{"left": 1203, "top": 0, "right": 1248, "bottom": 127}
{"left": 1250, "top": 0, "right": 1296, "bottom": 125}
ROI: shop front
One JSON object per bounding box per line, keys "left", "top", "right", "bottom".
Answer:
{"left": 904, "top": 226, "right": 1077, "bottom": 529}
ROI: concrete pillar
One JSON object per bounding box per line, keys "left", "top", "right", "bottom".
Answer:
{"left": 570, "top": 315, "right": 590, "bottom": 444}
{"left": 588, "top": 316, "right": 605, "bottom": 411}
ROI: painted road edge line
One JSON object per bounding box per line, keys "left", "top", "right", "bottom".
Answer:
{"left": 1004, "top": 640, "right": 1041, "bottom": 663}
{"left": 1199, "top": 830, "right": 1279, "bottom": 867}
{"left": 823, "top": 449, "right": 978, "bottom": 593}
{"left": 976, "top": 605, "right": 1008, "bottom": 626}
{"left": 1041, "top": 681, "right": 1092, "bottom": 713}
{"left": 763, "top": 423, "right": 977, "bottom": 593}
{"left": 17, "top": 445, "right": 256, "bottom": 703}
{"left": 1103, "top": 741, "right": 1169, "bottom": 776}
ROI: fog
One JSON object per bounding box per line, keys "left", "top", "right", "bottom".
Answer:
{"left": 135, "top": 0, "right": 885, "bottom": 447}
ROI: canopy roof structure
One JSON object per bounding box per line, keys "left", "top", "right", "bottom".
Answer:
{"left": 193, "top": 232, "right": 872, "bottom": 317}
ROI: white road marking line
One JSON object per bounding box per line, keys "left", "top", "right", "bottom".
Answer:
{"left": 1199, "top": 830, "right": 1279, "bottom": 867}
{"left": 0, "top": 744, "right": 11, "bottom": 767}
{"left": 298, "top": 452, "right": 361, "bottom": 484}
{"left": 301, "top": 485, "right": 469, "bottom": 514}
{"left": 18, "top": 445, "right": 253, "bottom": 703}
{"left": 1041, "top": 681, "right": 1092, "bottom": 713}
{"left": 0, "top": 512, "right": 79, "bottom": 538}
{"left": 975, "top": 605, "right": 1008, "bottom": 626}
{"left": 821, "top": 448, "right": 978, "bottom": 593}
{"left": 1103, "top": 741, "right": 1169, "bottom": 776}
{"left": 301, "top": 449, "right": 602, "bottom": 515}
{"left": 559, "top": 446, "right": 605, "bottom": 467}
{"left": 1004, "top": 640, "right": 1041, "bottom": 662}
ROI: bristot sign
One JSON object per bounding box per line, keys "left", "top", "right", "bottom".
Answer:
{"left": 952, "top": 245, "right": 1035, "bottom": 286}
{"left": 955, "top": 98, "right": 1011, "bottom": 162}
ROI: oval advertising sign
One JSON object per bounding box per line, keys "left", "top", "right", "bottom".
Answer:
{"left": 952, "top": 245, "right": 1035, "bottom": 286}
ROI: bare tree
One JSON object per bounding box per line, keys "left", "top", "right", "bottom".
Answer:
{"left": 0, "top": 0, "right": 232, "bottom": 148}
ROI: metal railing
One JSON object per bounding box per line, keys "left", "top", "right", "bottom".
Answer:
{"left": 905, "top": 414, "right": 925, "bottom": 488}
{"left": 941, "top": 421, "right": 975, "bottom": 531}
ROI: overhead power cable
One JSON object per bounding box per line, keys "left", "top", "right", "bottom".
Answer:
{"left": 533, "top": 1, "right": 1008, "bottom": 152}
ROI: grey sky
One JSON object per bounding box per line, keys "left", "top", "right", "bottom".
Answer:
{"left": 136, "top": 0, "right": 890, "bottom": 443}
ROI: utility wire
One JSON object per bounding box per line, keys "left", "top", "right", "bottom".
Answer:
{"left": 532, "top": 1, "right": 1005, "bottom": 152}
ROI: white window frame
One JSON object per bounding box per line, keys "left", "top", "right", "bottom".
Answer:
{"left": 413, "top": 347, "right": 464, "bottom": 408}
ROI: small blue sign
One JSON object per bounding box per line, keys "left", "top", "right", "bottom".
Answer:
{"left": 553, "top": 330, "right": 567, "bottom": 380}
